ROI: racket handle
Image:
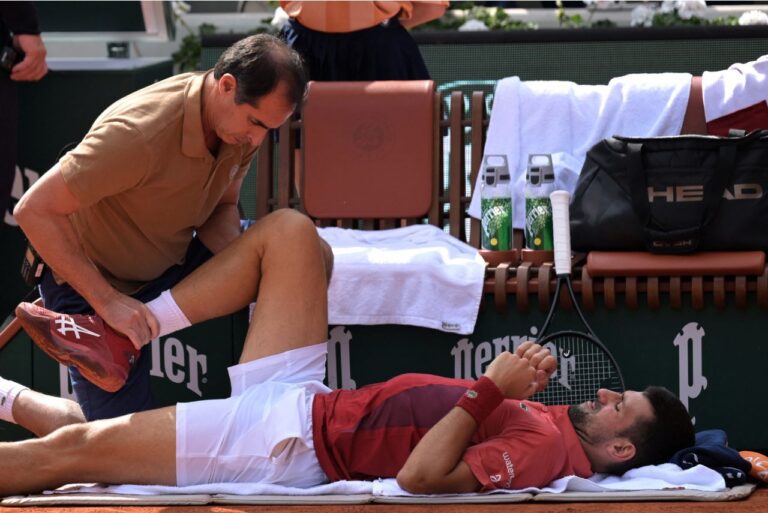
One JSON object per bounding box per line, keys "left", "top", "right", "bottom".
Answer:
{"left": 550, "top": 190, "right": 572, "bottom": 275}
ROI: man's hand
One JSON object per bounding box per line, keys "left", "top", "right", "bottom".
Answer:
{"left": 14, "top": 165, "right": 157, "bottom": 350}
{"left": 95, "top": 292, "right": 160, "bottom": 350}
{"left": 483, "top": 342, "right": 556, "bottom": 400}
{"left": 515, "top": 340, "right": 557, "bottom": 393}
{"left": 11, "top": 34, "right": 47, "bottom": 81}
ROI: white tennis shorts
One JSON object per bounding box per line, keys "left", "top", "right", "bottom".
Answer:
{"left": 176, "top": 342, "right": 331, "bottom": 487}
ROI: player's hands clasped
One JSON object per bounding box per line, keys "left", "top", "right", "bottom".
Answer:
{"left": 515, "top": 340, "right": 556, "bottom": 393}
{"left": 483, "top": 341, "right": 557, "bottom": 400}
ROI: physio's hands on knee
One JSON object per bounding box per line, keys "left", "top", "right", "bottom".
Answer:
{"left": 98, "top": 293, "right": 160, "bottom": 350}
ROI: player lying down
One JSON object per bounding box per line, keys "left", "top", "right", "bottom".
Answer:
{"left": 4, "top": 307, "right": 693, "bottom": 496}
{"left": 4, "top": 217, "right": 693, "bottom": 495}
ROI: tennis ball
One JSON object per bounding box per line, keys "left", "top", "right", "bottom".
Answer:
{"left": 739, "top": 451, "right": 768, "bottom": 483}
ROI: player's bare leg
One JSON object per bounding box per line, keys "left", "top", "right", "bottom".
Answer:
{"left": 0, "top": 209, "right": 331, "bottom": 496}
{"left": 170, "top": 208, "right": 330, "bottom": 362}
{"left": 0, "top": 405, "right": 176, "bottom": 496}
{"left": 8, "top": 388, "right": 85, "bottom": 437}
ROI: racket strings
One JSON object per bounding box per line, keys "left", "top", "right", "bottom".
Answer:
{"left": 532, "top": 333, "right": 624, "bottom": 406}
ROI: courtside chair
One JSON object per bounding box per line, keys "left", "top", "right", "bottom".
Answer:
{"left": 298, "top": 80, "right": 437, "bottom": 230}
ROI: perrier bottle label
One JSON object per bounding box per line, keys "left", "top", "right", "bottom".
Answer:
{"left": 525, "top": 197, "right": 554, "bottom": 250}
{"left": 481, "top": 197, "right": 512, "bottom": 250}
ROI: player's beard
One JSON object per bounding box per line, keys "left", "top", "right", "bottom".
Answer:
{"left": 568, "top": 403, "right": 609, "bottom": 446}
{"left": 568, "top": 404, "right": 589, "bottom": 437}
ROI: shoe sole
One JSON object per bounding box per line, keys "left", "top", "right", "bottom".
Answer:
{"left": 15, "top": 305, "right": 126, "bottom": 393}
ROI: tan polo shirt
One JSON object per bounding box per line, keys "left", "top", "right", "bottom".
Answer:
{"left": 59, "top": 71, "right": 256, "bottom": 293}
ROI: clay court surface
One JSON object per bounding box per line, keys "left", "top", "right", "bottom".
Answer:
{"left": 0, "top": 487, "right": 765, "bottom": 513}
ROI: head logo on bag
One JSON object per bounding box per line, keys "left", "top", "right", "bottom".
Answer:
{"left": 647, "top": 184, "right": 764, "bottom": 203}
{"left": 572, "top": 130, "right": 768, "bottom": 253}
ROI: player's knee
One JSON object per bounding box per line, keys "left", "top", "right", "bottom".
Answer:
{"left": 264, "top": 209, "right": 320, "bottom": 245}
{"left": 45, "top": 422, "right": 91, "bottom": 456}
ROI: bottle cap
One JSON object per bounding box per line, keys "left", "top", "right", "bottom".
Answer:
{"left": 527, "top": 154, "right": 554, "bottom": 185}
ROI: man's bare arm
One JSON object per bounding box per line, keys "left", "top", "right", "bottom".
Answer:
{"left": 396, "top": 407, "right": 482, "bottom": 494}
{"left": 397, "top": 342, "right": 556, "bottom": 494}
{"left": 13, "top": 164, "right": 158, "bottom": 348}
{"left": 195, "top": 176, "right": 244, "bottom": 254}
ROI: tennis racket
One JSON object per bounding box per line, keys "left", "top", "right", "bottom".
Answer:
{"left": 529, "top": 190, "right": 625, "bottom": 405}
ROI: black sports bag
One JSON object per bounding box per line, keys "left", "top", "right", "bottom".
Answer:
{"left": 570, "top": 130, "right": 768, "bottom": 254}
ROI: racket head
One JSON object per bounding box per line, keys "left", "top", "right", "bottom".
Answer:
{"left": 530, "top": 329, "right": 626, "bottom": 406}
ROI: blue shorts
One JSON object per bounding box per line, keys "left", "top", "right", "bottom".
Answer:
{"left": 40, "top": 236, "right": 214, "bottom": 421}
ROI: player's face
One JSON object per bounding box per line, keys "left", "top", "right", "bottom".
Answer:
{"left": 217, "top": 76, "right": 295, "bottom": 148}
{"left": 569, "top": 389, "right": 654, "bottom": 445}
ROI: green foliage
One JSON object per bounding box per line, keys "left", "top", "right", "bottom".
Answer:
{"left": 558, "top": 11, "right": 584, "bottom": 29}
{"left": 172, "top": 23, "right": 217, "bottom": 72}
{"left": 652, "top": 11, "right": 701, "bottom": 26}
{"left": 591, "top": 18, "right": 617, "bottom": 28}
{"left": 414, "top": 6, "right": 536, "bottom": 31}
{"left": 418, "top": 15, "right": 464, "bottom": 31}
{"left": 171, "top": 14, "right": 278, "bottom": 73}
{"left": 472, "top": 7, "right": 537, "bottom": 30}
{"left": 652, "top": 11, "right": 738, "bottom": 27}
{"left": 555, "top": 0, "right": 615, "bottom": 29}
{"left": 708, "top": 16, "right": 740, "bottom": 27}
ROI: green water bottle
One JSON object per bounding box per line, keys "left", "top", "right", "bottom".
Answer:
{"left": 481, "top": 156, "right": 512, "bottom": 251}
{"left": 525, "top": 154, "right": 555, "bottom": 250}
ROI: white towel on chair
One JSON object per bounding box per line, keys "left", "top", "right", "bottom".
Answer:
{"left": 702, "top": 54, "right": 768, "bottom": 121}
{"left": 318, "top": 225, "right": 485, "bottom": 334}
{"left": 468, "top": 73, "right": 692, "bottom": 228}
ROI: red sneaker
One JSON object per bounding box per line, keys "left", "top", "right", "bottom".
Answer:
{"left": 15, "top": 302, "right": 140, "bottom": 393}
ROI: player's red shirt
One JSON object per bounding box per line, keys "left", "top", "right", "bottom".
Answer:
{"left": 311, "top": 374, "right": 593, "bottom": 490}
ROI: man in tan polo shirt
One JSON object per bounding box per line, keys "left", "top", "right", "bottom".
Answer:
{"left": 13, "top": 34, "right": 331, "bottom": 421}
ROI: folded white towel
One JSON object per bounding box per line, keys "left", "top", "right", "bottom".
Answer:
{"left": 319, "top": 225, "right": 486, "bottom": 334}
{"left": 468, "top": 73, "right": 691, "bottom": 228}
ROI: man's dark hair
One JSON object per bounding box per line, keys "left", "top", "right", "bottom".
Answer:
{"left": 605, "top": 386, "right": 695, "bottom": 475}
{"left": 213, "top": 34, "right": 307, "bottom": 107}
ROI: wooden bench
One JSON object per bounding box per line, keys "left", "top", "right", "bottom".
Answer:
{"left": 249, "top": 81, "right": 768, "bottom": 315}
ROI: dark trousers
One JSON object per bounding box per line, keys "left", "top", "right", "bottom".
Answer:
{"left": 40, "top": 236, "right": 214, "bottom": 421}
